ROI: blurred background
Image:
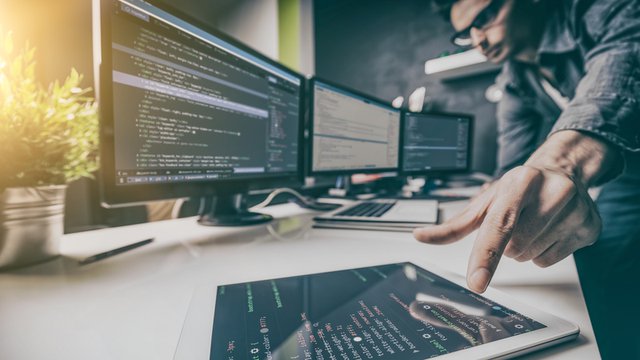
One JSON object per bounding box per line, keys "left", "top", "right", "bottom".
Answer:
{"left": 0, "top": 0, "right": 499, "bottom": 231}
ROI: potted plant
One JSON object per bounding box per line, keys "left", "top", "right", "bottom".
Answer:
{"left": 0, "top": 31, "right": 98, "bottom": 270}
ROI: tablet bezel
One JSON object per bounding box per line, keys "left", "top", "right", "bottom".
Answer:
{"left": 174, "top": 260, "right": 579, "bottom": 360}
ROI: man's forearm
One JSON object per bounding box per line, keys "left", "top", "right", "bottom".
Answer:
{"left": 525, "top": 130, "right": 624, "bottom": 187}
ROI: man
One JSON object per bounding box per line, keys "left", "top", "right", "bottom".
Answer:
{"left": 413, "top": 0, "right": 640, "bottom": 358}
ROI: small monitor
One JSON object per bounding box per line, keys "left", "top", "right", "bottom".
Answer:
{"left": 309, "top": 78, "right": 401, "bottom": 175}
{"left": 401, "top": 112, "right": 473, "bottom": 175}
{"left": 98, "top": 0, "right": 304, "bottom": 225}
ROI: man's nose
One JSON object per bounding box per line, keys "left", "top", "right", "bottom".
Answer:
{"left": 470, "top": 27, "right": 489, "bottom": 50}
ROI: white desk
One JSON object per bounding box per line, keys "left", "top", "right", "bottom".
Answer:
{"left": 0, "top": 201, "right": 599, "bottom": 359}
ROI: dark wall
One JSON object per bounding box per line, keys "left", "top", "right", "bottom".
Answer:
{"left": 314, "top": 0, "right": 499, "bottom": 175}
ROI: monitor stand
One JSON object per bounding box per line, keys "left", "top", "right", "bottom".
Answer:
{"left": 197, "top": 193, "right": 272, "bottom": 227}
{"left": 327, "top": 175, "right": 353, "bottom": 198}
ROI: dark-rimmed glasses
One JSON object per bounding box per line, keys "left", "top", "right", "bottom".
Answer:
{"left": 450, "top": 0, "right": 506, "bottom": 47}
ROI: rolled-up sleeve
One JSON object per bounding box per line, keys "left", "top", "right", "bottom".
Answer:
{"left": 550, "top": 0, "right": 640, "bottom": 154}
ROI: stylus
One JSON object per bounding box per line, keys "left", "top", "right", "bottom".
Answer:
{"left": 78, "top": 238, "right": 154, "bottom": 265}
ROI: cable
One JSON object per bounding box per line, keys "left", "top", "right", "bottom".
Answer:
{"left": 250, "top": 188, "right": 341, "bottom": 212}
{"left": 250, "top": 188, "right": 314, "bottom": 210}
{"left": 170, "top": 198, "right": 187, "bottom": 219}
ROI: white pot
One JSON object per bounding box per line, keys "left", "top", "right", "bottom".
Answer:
{"left": 0, "top": 185, "right": 66, "bottom": 270}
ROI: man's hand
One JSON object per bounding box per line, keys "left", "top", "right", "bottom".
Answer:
{"left": 413, "top": 130, "right": 622, "bottom": 293}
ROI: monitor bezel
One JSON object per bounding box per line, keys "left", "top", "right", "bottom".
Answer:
{"left": 307, "top": 77, "right": 402, "bottom": 176}
{"left": 98, "top": 0, "right": 305, "bottom": 207}
{"left": 399, "top": 111, "right": 474, "bottom": 177}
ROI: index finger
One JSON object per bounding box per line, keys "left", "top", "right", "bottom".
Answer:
{"left": 467, "top": 171, "right": 535, "bottom": 292}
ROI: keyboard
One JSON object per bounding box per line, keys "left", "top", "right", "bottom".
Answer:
{"left": 335, "top": 201, "right": 397, "bottom": 218}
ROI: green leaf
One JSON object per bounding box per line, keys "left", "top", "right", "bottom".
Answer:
{"left": 0, "top": 29, "right": 98, "bottom": 190}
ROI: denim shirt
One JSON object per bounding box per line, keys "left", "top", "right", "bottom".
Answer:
{"left": 494, "top": 0, "right": 640, "bottom": 181}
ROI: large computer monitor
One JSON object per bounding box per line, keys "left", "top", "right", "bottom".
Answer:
{"left": 308, "top": 78, "right": 401, "bottom": 176}
{"left": 400, "top": 111, "right": 473, "bottom": 176}
{"left": 98, "top": 0, "right": 304, "bottom": 225}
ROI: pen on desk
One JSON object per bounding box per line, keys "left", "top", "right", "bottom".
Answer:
{"left": 78, "top": 238, "right": 154, "bottom": 266}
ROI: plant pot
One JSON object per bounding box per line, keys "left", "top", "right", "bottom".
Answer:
{"left": 0, "top": 185, "right": 66, "bottom": 270}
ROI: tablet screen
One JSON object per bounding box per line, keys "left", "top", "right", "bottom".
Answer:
{"left": 211, "top": 262, "right": 545, "bottom": 359}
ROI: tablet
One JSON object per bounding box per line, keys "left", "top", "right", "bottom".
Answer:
{"left": 174, "top": 262, "right": 578, "bottom": 359}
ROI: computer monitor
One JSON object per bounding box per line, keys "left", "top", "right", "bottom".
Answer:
{"left": 97, "top": 0, "right": 304, "bottom": 226}
{"left": 308, "top": 78, "right": 401, "bottom": 176}
{"left": 400, "top": 111, "right": 473, "bottom": 176}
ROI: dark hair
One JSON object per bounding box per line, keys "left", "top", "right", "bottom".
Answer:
{"left": 431, "top": 0, "right": 458, "bottom": 20}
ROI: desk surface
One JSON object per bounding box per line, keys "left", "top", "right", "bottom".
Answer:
{"left": 0, "top": 201, "right": 599, "bottom": 359}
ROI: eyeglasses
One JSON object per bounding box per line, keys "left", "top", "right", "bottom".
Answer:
{"left": 450, "top": 0, "right": 506, "bottom": 47}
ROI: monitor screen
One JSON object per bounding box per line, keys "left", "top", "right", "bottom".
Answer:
{"left": 310, "top": 80, "right": 401, "bottom": 174}
{"left": 401, "top": 112, "right": 472, "bottom": 174}
{"left": 99, "top": 0, "right": 303, "bottom": 204}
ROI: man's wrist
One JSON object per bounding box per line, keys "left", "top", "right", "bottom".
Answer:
{"left": 524, "top": 130, "right": 623, "bottom": 186}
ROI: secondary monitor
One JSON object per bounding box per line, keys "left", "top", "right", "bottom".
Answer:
{"left": 98, "top": 0, "right": 304, "bottom": 225}
{"left": 309, "top": 78, "right": 401, "bottom": 175}
{"left": 401, "top": 112, "right": 472, "bottom": 175}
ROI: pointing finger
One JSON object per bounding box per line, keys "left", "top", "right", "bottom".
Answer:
{"left": 467, "top": 169, "right": 537, "bottom": 292}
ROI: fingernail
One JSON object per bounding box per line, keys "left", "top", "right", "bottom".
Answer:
{"left": 469, "top": 268, "right": 491, "bottom": 293}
